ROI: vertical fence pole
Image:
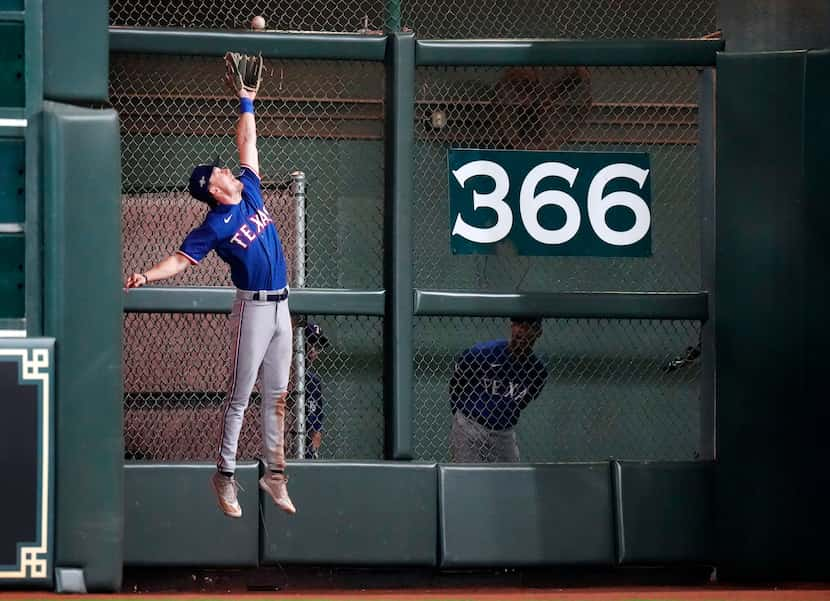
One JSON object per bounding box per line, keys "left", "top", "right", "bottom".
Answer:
{"left": 384, "top": 33, "right": 415, "bottom": 459}
{"left": 698, "top": 68, "right": 716, "bottom": 461}
{"left": 292, "top": 170, "right": 307, "bottom": 459}
{"left": 24, "top": 0, "right": 44, "bottom": 336}
{"left": 385, "top": 0, "right": 402, "bottom": 33}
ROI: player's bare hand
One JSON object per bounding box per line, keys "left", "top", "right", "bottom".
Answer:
{"left": 125, "top": 272, "right": 149, "bottom": 289}
{"left": 239, "top": 87, "right": 257, "bottom": 101}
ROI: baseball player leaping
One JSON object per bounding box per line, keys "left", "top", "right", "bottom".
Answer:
{"left": 125, "top": 53, "right": 296, "bottom": 517}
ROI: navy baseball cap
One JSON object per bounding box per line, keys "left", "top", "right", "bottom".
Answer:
{"left": 305, "top": 322, "right": 329, "bottom": 348}
{"left": 188, "top": 157, "right": 223, "bottom": 205}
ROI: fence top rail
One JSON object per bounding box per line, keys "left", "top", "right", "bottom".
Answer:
{"left": 122, "top": 288, "right": 707, "bottom": 320}
{"left": 416, "top": 39, "right": 724, "bottom": 67}
{"left": 124, "top": 287, "right": 386, "bottom": 316}
{"left": 414, "top": 290, "right": 709, "bottom": 321}
{"left": 109, "top": 29, "right": 724, "bottom": 66}
{"left": 110, "top": 27, "right": 388, "bottom": 61}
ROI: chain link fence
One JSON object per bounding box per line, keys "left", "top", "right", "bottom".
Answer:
{"left": 414, "top": 316, "right": 704, "bottom": 463}
{"left": 402, "top": 0, "right": 716, "bottom": 39}
{"left": 414, "top": 65, "right": 702, "bottom": 292}
{"left": 113, "top": 12, "right": 713, "bottom": 465}
{"left": 124, "top": 313, "right": 384, "bottom": 462}
{"left": 109, "top": 0, "right": 716, "bottom": 39}
{"left": 112, "top": 53, "right": 385, "bottom": 290}
{"left": 110, "top": 0, "right": 387, "bottom": 34}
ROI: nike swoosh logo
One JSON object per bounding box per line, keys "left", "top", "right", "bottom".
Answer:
{"left": 224, "top": 215, "right": 233, "bottom": 223}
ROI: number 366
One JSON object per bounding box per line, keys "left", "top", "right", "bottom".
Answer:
{"left": 451, "top": 161, "right": 651, "bottom": 247}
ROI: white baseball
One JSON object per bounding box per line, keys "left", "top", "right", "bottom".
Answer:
{"left": 251, "top": 15, "right": 266, "bottom": 30}
{"left": 430, "top": 109, "right": 448, "bottom": 129}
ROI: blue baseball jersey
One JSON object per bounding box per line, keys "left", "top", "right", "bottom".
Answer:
{"left": 450, "top": 339, "right": 548, "bottom": 430}
{"left": 177, "top": 165, "right": 287, "bottom": 290}
{"left": 304, "top": 370, "right": 323, "bottom": 459}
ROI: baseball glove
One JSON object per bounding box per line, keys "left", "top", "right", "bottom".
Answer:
{"left": 224, "top": 51, "right": 263, "bottom": 95}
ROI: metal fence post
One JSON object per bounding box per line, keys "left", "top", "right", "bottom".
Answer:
{"left": 697, "top": 68, "right": 716, "bottom": 461}
{"left": 292, "top": 170, "right": 307, "bottom": 459}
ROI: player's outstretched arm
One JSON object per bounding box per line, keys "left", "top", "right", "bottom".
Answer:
{"left": 124, "top": 253, "right": 190, "bottom": 289}
{"left": 236, "top": 89, "right": 259, "bottom": 174}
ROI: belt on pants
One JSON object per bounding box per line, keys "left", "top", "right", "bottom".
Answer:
{"left": 236, "top": 288, "right": 289, "bottom": 302}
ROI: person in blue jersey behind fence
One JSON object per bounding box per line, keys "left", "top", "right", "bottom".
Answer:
{"left": 285, "top": 320, "right": 329, "bottom": 459}
{"left": 125, "top": 53, "right": 296, "bottom": 518}
{"left": 449, "top": 317, "right": 549, "bottom": 463}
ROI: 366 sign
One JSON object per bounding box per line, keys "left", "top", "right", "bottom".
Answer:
{"left": 448, "top": 149, "right": 652, "bottom": 256}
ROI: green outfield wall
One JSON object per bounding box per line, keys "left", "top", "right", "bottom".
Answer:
{"left": 4, "top": 0, "right": 830, "bottom": 592}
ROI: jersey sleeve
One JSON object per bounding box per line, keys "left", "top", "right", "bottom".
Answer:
{"left": 238, "top": 164, "right": 261, "bottom": 194}
{"left": 177, "top": 219, "right": 219, "bottom": 264}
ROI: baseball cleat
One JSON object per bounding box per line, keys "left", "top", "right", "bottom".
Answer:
{"left": 211, "top": 471, "right": 242, "bottom": 518}
{"left": 259, "top": 472, "right": 296, "bottom": 514}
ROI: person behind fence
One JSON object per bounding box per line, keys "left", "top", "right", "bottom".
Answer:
{"left": 124, "top": 52, "right": 297, "bottom": 518}
{"left": 286, "top": 320, "right": 329, "bottom": 459}
{"left": 449, "top": 317, "right": 548, "bottom": 462}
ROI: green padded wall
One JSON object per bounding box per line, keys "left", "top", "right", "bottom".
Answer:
{"left": 124, "top": 464, "right": 259, "bottom": 566}
{"left": 439, "top": 464, "right": 614, "bottom": 566}
{"left": 715, "top": 50, "right": 830, "bottom": 578}
{"left": 261, "top": 462, "right": 437, "bottom": 565}
{"left": 613, "top": 461, "right": 713, "bottom": 563}
{"left": 43, "top": 102, "right": 122, "bottom": 592}
{"left": 43, "top": 0, "right": 109, "bottom": 103}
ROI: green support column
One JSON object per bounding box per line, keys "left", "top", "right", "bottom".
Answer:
{"left": 385, "top": 0, "right": 401, "bottom": 33}
{"left": 697, "top": 67, "right": 716, "bottom": 460}
{"left": 43, "top": 0, "right": 109, "bottom": 103}
{"left": 802, "top": 48, "right": 830, "bottom": 577}
{"left": 715, "top": 50, "right": 830, "bottom": 579}
{"left": 384, "top": 32, "right": 415, "bottom": 459}
{"left": 43, "top": 102, "right": 123, "bottom": 592}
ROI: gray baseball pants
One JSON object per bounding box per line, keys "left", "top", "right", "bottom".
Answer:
{"left": 217, "top": 290, "right": 292, "bottom": 473}
{"left": 450, "top": 410, "right": 520, "bottom": 463}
